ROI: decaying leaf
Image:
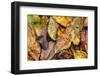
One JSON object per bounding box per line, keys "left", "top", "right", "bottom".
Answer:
{"left": 38, "top": 26, "right": 48, "bottom": 50}
{"left": 54, "top": 38, "right": 71, "bottom": 53}
{"left": 28, "top": 15, "right": 42, "bottom": 36}
{"left": 71, "top": 17, "right": 84, "bottom": 31}
{"left": 28, "top": 15, "right": 49, "bottom": 50}
{"left": 40, "top": 41, "right": 55, "bottom": 60}
{"left": 28, "top": 15, "right": 34, "bottom": 25}
{"left": 80, "top": 29, "right": 88, "bottom": 51}
{"left": 28, "top": 15, "right": 49, "bottom": 37}
{"left": 48, "top": 17, "right": 59, "bottom": 40}
{"left": 53, "top": 50, "right": 73, "bottom": 59}
{"left": 73, "top": 50, "right": 87, "bottom": 59}
{"left": 70, "top": 17, "right": 87, "bottom": 45}
{"left": 71, "top": 28, "right": 80, "bottom": 45}
{"left": 53, "top": 16, "right": 72, "bottom": 27}
{"left": 54, "top": 26, "right": 72, "bottom": 53}
{"left": 28, "top": 25, "right": 41, "bottom": 60}
{"left": 41, "top": 16, "right": 49, "bottom": 25}
{"left": 84, "top": 17, "right": 88, "bottom": 27}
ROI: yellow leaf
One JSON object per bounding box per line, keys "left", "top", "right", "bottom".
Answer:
{"left": 71, "top": 28, "right": 80, "bottom": 45}
{"left": 53, "top": 16, "right": 72, "bottom": 27}
{"left": 73, "top": 50, "right": 87, "bottom": 59}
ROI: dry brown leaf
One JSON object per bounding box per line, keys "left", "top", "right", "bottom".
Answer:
{"left": 28, "top": 25, "right": 41, "bottom": 60}
{"left": 40, "top": 41, "right": 55, "bottom": 60}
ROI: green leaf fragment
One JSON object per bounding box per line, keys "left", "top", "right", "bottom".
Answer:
{"left": 48, "top": 17, "right": 58, "bottom": 41}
